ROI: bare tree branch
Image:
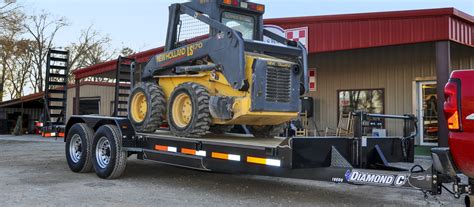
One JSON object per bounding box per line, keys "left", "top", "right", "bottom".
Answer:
{"left": 23, "top": 11, "right": 68, "bottom": 92}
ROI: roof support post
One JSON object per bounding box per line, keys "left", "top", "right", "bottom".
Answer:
{"left": 74, "top": 79, "right": 80, "bottom": 115}
{"left": 435, "top": 41, "right": 451, "bottom": 147}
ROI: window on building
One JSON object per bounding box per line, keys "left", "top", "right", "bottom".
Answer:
{"left": 338, "top": 89, "right": 384, "bottom": 117}
{"left": 73, "top": 97, "right": 100, "bottom": 115}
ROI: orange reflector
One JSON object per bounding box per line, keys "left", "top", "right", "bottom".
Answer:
{"left": 223, "top": 0, "right": 232, "bottom": 5}
{"left": 247, "top": 156, "right": 266, "bottom": 165}
{"left": 212, "top": 152, "right": 228, "bottom": 160}
{"left": 181, "top": 148, "right": 196, "bottom": 155}
{"left": 256, "top": 5, "right": 265, "bottom": 12}
{"left": 448, "top": 111, "right": 460, "bottom": 130}
{"left": 155, "top": 145, "right": 167, "bottom": 151}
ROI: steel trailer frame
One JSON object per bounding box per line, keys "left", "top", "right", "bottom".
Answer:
{"left": 64, "top": 112, "right": 472, "bottom": 202}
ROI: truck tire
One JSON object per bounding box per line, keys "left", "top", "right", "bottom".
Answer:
{"left": 92, "top": 125, "right": 127, "bottom": 179}
{"left": 65, "top": 123, "right": 94, "bottom": 173}
{"left": 168, "top": 82, "right": 211, "bottom": 137}
{"left": 128, "top": 81, "right": 166, "bottom": 133}
{"left": 248, "top": 123, "right": 287, "bottom": 138}
{"left": 209, "top": 125, "right": 234, "bottom": 134}
{"left": 466, "top": 195, "right": 474, "bottom": 207}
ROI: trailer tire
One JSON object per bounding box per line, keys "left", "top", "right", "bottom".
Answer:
{"left": 168, "top": 82, "right": 211, "bottom": 137}
{"left": 209, "top": 125, "right": 234, "bottom": 134}
{"left": 65, "top": 123, "right": 94, "bottom": 173}
{"left": 248, "top": 123, "right": 287, "bottom": 138}
{"left": 128, "top": 82, "right": 166, "bottom": 133}
{"left": 92, "top": 125, "right": 127, "bottom": 179}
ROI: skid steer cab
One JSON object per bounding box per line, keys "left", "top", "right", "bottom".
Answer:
{"left": 128, "top": 0, "right": 309, "bottom": 138}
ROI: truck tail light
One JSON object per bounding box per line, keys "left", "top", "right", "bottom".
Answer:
{"left": 444, "top": 78, "right": 462, "bottom": 131}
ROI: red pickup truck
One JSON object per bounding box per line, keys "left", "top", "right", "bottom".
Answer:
{"left": 444, "top": 70, "right": 474, "bottom": 178}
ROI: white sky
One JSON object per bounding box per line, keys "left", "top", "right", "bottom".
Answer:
{"left": 15, "top": 0, "right": 474, "bottom": 52}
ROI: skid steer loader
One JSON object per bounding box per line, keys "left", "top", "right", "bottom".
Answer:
{"left": 128, "top": 0, "right": 308, "bottom": 138}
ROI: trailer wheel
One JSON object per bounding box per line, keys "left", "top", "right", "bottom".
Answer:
{"left": 65, "top": 123, "right": 94, "bottom": 173}
{"left": 209, "top": 125, "right": 234, "bottom": 134}
{"left": 92, "top": 125, "right": 127, "bottom": 179}
{"left": 128, "top": 82, "right": 166, "bottom": 133}
{"left": 168, "top": 82, "right": 211, "bottom": 137}
{"left": 248, "top": 123, "right": 287, "bottom": 138}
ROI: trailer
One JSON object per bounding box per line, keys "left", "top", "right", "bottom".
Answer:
{"left": 63, "top": 111, "right": 473, "bottom": 205}
{"left": 60, "top": 0, "right": 473, "bottom": 205}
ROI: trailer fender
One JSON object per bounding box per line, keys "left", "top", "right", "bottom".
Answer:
{"left": 65, "top": 117, "right": 86, "bottom": 141}
{"left": 65, "top": 116, "right": 136, "bottom": 143}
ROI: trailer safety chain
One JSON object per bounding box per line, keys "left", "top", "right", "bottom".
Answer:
{"left": 422, "top": 190, "right": 444, "bottom": 206}
{"left": 441, "top": 184, "right": 456, "bottom": 197}
{"left": 410, "top": 165, "right": 424, "bottom": 173}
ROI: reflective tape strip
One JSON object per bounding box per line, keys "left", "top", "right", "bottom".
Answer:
{"left": 181, "top": 148, "right": 207, "bottom": 157}
{"left": 247, "top": 156, "right": 281, "bottom": 167}
{"left": 212, "top": 152, "right": 241, "bottom": 161}
{"left": 196, "top": 150, "right": 207, "bottom": 157}
{"left": 42, "top": 132, "right": 64, "bottom": 137}
{"left": 155, "top": 145, "right": 177, "bottom": 153}
{"left": 43, "top": 133, "right": 55, "bottom": 137}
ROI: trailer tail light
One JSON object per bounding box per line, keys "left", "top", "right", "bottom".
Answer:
{"left": 444, "top": 78, "right": 462, "bottom": 131}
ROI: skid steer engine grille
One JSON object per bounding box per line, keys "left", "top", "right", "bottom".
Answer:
{"left": 266, "top": 66, "right": 292, "bottom": 103}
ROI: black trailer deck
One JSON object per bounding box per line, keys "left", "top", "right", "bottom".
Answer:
{"left": 64, "top": 112, "right": 473, "bottom": 204}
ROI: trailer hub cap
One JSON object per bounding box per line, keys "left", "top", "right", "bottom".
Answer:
{"left": 173, "top": 93, "right": 193, "bottom": 128}
{"left": 96, "top": 137, "right": 111, "bottom": 169}
{"left": 69, "top": 134, "right": 82, "bottom": 163}
{"left": 131, "top": 91, "right": 147, "bottom": 123}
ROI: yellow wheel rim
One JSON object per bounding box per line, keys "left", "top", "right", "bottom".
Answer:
{"left": 172, "top": 93, "right": 193, "bottom": 128}
{"left": 131, "top": 91, "right": 148, "bottom": 123}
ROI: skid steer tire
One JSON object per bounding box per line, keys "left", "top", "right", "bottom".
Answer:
{"left": 248, "top": 123, "right": 288, "bottom": 138}
{"left": 209, "top": 125, "right": 234, "bottom": 134}
{"left": 168, "top": 82, "right": 211, "bottom": 137}
{"left": 128, "top": 82, "right": 166, "bottom": 133}
{"left": 92, "top": 125, "right": 127, "bottom": 179}
{"left": 65, "top": 123, "right": 94, "bottom": 173}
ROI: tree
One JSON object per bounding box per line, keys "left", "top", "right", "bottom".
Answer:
{"left": 0, "top": 0, "right": 21, "bottom": 101}
{"left": 120, "top": 46, "right": 135, "bottom": 57}
{"left": 4, "top": 39, "right": 33, "bottom": 99}
{"left": 0, "top": 0, "right": 19, "bottom": 32}
{"left": 24, "top": 11, "right": 67, "bottom": 93}
{"left": 66, "top": 25, "right": 116, "bottom": 82}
